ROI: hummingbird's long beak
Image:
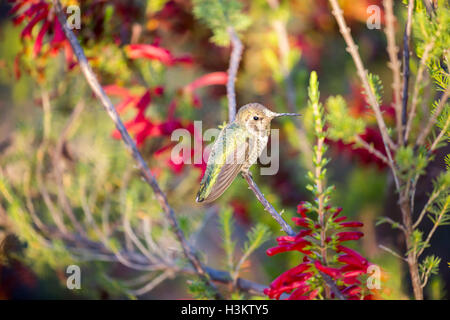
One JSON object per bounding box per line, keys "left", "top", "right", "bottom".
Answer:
{"left": 273, "top": 112, "right": 301, "bottom": 117}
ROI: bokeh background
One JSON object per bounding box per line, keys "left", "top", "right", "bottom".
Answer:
{"left": 0, "top": 0, "right": 448, "bottom": 299}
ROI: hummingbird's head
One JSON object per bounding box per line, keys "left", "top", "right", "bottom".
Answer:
{"left": 236, "top": 103, "right": 300, "bottom": 134}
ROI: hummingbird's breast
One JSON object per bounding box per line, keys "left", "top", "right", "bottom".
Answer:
{"left": 244, "top": 131, "right": 269, "bottom": 170}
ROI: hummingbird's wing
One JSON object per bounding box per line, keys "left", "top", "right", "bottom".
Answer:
{"left": 196, "top": 123, "right": 250, "bottom": 203}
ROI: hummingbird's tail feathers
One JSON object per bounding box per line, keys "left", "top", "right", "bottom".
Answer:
{"left": 197, "top": 162, "right": 242, "bottom": 203}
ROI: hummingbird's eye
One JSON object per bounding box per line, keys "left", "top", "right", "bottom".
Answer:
{"left": 253, "top": 116, "right": 259, "bottom": 120}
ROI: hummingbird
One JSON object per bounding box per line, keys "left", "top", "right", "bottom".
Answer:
{"left": 196, "top": 103, "right": 300, "bottom": 203}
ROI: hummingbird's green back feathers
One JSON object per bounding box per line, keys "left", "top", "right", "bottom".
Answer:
{"left": 196, "top": 123, "right": 249, "bottom": 203}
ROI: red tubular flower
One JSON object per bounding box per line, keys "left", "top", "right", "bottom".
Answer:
{"left": 21, "top": 8, "right": 48, "bottom": 39}
{"left": 183, "top": 72, "right": 228, "bottom": 94}
{"left": 292, "top": 217, "right": 310, "bottom": 228}
{"left": 297, "top": 202, "right": 309, "bottom": 218}
{"left": 33, "top": 18, "right": 50, "bottom": 57}
{"left": 104, "top": 85, "right": 134, "bottom": 98}
{"left": 341, "top": 284, "right": 361, "bottom": 297}
{"left": 271, "top": 263, "right": 311, "bottom": 284}
{"left": 135, "top": 90, "right": 152, "bottom": 114}
{"left": 286, "top": 284, "right": 311, "bottom": 300}
{"left": 336, "top": 231, "right": 364, "bottom": 242}
{"left": 314, "top": 260, "right": 342, "bottom": 279}
{"left": 10, "top": 0, "right": 74, "bottom": 68}
{"left": 339, "top": 221, "right": 364, "bottom": 228}
{"left": 332, "top": 207, "right": 343, "bottom": 218}
{"left": 266, "top": 239, "right": 312, "bottom": 256}
{"left": 125, "top": 44, "right": 192, "bottom": 66}
{"left": 126, "top": 44, "right": 172, "bottom": 64}
{"left": 338, "top": 254, "right": 369, "bottom": 272}
{"left": 337, "top": 245, "right": 369, "bottom": 268}
{"left": 334, "top": 216, "right": 347, "bottom": 223}
{"left": 266, "top": 202, "right": 373, "bottom": 300}
{"left": 153, "top": 86, "right": 164, "bottom": 96}
{"left": 9, "top": 1, "right": 27, "bottom": 16}
{"left": 264, "top": 262, "right": 314, "bottom": 299}
{"left": 182, "top": 72, "right": 228, "bottom": 107}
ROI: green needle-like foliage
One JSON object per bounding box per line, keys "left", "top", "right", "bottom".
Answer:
{"left": 192, "top": 0, "right": 251, "bottom": 46}
{"left": 326, "top": 95, "right": 366, "bottom": 143}
{"left": 219, "top": 208, "right": 237, "bottom": 272}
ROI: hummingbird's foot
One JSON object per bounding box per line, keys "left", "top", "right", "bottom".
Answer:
{"left": 241, "top": 169, "right": 253, "bottom": 179}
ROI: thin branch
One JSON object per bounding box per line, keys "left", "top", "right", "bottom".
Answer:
{"left": 383, "top": 0, "right": 403, "bottom": 144}
{"left": 328, "top": 0, "right": 401, "bottom": 193}
{"left": 401, "top": 0, "right": 415, "bottom": 144}
{"left": 405, "top": 37, "right": 437, "bottom": 141}
{"left": 23, "top": 169, "right": 51, "bottom": 235}
{"left": 36, "top": 89, "right": 68, "bottom": 235}
{"left": 203, "top": 266, "right": 267, "bottom": 296}
{"left": 416, "top": 85, "right": 450, "bottom": 146}
{"left": 420, "top": 263, "right": 434, "bottom": 288}
{"left": 354, "top": 136, "right": 390, "bottom": 166}
{"left": 242, "top": 172, "right": 295, "bottom": 237}
{"left": 320, "top": 272, "right": 346, "bottom": 300}
{"left": 52, "top": 0, "right": 222, "bottom": 300}
{"left": 380, "top": 216, "right": 407, "bottom": 234}
{"left": 327, "top": 0, "right": 396, "bottom": 151}
{"left": 430, "top": 112, "right": 450, "bottom": 151}
{"left": 423, "top": 0, "right": 436, "bottom": 17}
{"left": 379, "top": 244, "right": 407, "bottom": 261}
{"left": 413, "top": 183, "right": 447, "bottom": 228}
{"left": 52, "top": 99, "right": 87, "bottom": 236}
{"left": 227, "top": 27, "right": 243, "bottom": 122}
{"left": 417, "top": 199, "right": 449, "bottom": 258}
{"left": 128, "top": 270, "right": 173, "bottom": 296}
{"left": 48, "top": 223, "right": 269, "bottom": 296}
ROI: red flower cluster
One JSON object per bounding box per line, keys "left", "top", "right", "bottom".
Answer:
{"left": 9, "top": 0, "right": 74, "bottom": 73}
{"left": 264, "top": 204, "right": 376, "bottom": 300}
{"left": 104, "top": 84, "right": 204, "bottom": 175}
{"left": 104, "top": 69, "right": 227, "bottom": 175}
